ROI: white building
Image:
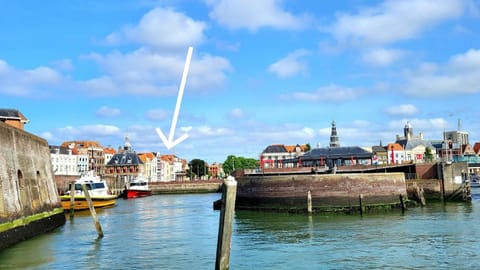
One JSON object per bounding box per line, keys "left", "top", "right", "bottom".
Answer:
{"left": 260, "top": 144, "right": 308, "bottom": 168}
{"left": 50, "top": 146, "right": 84, "bottom": 176}
{"left": 138, "top": 152, "right": 162, "bottom": 182}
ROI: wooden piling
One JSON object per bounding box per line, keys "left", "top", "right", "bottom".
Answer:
{"left": 69, "top": 182, "right": 75, "bottom": 219}
{"left": 82, "top": 184, "right": 104, "bottom": 238}
{"left": 418, "top": 187, "right": 426, "bottom": 207}
{"left": 399, "top": 194, "right": 406, "bottom": 213}
{"left": 359, "top": 194, "right": 366, "bottom": 215}
{"left": 307, "top": 190, "right": 312, "bottom": 215}
{"left": 215, "top": 176, "right": 237, "bottom": 270}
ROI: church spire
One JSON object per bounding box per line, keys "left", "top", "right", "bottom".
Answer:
{"left": 329, "top": 121, "right": 340, "bottom": 148}
{"left": 123, "top": 134, "right": 132, "bottom": 151}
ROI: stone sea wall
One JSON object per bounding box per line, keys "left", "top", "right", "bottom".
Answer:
{"left": 236, "top": 172, "right": 407, "bottom": 212}
{"left": 0, "top": 121, "right": 65, "bottom": 249}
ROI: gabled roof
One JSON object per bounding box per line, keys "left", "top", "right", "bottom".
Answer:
{"left": 106, "top": 151, "right": 143, "bottom": 166}
{"left": 474, "top": 142, "right": 480, "bottom": 153}
{"left": 262, "top": 144, "right": 287, "bottom": 153}
{"left": 61, "top": 141, "right": 103, "bottom": 149}
{"left": 284, "top": 144, "right": 309, "bottom": 152}
{"left": 161, "top": 154, "right": 177, "bottom": 162}
{"left": 386, "top": 143, "right": 404, "bottom": 151}
{"left": 396, "top": 139, "right": 434, "bottom": 150}
{"left": 372, "top": 145, "right": 387, "bottom": 153}
{"left": 302, "top": 146, "right": 372, "bottom": 160}
{"left": 104, "top": 147, "right": 116, "bottom": 155}
{"left": 0, "top": 109, "right": 29, "bottom": 123}
{"left": 462, "top": 144, "right": 476, "bottom": 155}
{"left": 49, "top": 145, "right": 73, "bottom": 155}
{"left": 138, "top": 152, "right": 155, "bottom": 162}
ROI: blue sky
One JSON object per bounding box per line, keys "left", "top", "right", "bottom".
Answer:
{"left": 2, "top": 0, "right": 480, "bottom": 163}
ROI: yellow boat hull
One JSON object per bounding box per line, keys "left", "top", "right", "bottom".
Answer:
{"left": 60, "top": 195, "right": 117, "bottom": 211}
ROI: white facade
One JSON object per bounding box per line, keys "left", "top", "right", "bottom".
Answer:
{"left": 137, "top": 152, "right": 161, "bottom": 182}
{"left": 151, "top": 152, "right": 161, "bottom": 181}
{"left": 76, "top": 154, "right": 89, "bottom": 174}
{"left": 387, "top": 148, "right": 405, "bottom": 165}
{"left": 160, "top": 160, "right": 170, "bottom": 181}
{"left": 51, "top": 148, "right": 80, "bottom": 176}
{"left": 104, "top": 152, "right": 114, "bottom": 165}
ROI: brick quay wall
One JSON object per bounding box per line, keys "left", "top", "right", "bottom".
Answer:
{"left": 235, "top": 172, "right": 407, "bottom": 213}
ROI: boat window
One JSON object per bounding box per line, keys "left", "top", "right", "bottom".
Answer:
{"left": 73, "top": 183, "right": 92, "bottom": 190}
{"left": 92, "top": 183, "right": 106, "bottom": 189}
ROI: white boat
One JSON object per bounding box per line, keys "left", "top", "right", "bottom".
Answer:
{"left": 60, "top": 171, "right": 117, "bottom": 210}
{"left": 123, "top": 176, "right": 152, "bottom": 199}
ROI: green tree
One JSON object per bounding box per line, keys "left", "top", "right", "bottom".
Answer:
{"left": 223, "top": 155, "right": 258, "bottom": 176}
{"left": 424, "top": 147, "right": 434, "bottom": 163}
{"left": 189, "top": 159, "right": 208, "bottom": 179}
{"left": 305, "top": 143, "right": 311, "bottom": 151}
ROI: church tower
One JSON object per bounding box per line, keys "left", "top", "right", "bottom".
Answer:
{"left": 404, "top": 121, "right": 413, "bottom": 140}
{"left": 329, "top": 121, "right": 340, "bottom": 148}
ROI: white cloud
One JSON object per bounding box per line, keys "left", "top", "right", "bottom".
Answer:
{"left": 195, "top": 125, "right": 233, "bottom": 136}
{"left": 96, "top": 106, "right": 121, "bottom": 118}
{"left": 82, "top": 48, "right": 232, "bottom": 96}
{"left": 385, "top": 104, "right": 419, "bottom": 116}
{"left": 282, "top": 84, "right": 362, "bottom": 102}
{"left": 404, "top": 48, "right": 480, "bottom": 96}
{"left": 77, "top": 76, "right": 118, "bottom": 96}
{"left": 105, "top": 7, "right": 207, "bottom": 49}
{"left": 268, "top": 49, "right": 310, "bottom": 78}
{"left": 329, "top": 0, "right": 465, "bottom": 46}
{"left": 361, "top": 48, "right": 405, "bottom": 66}
{"left": 252, "top": 126, "right": 317, "bottom": 143}
{"left": 44, "top": 124, "right": 124, "bottom": 146}
{"left": 0, "top": 59, "right": 63, "bottom": 97}
{"left": 51, "top": 59, "right": 74, "bottom": 71}
{"left": 206, "top": 0, "right": 308, "bottom": 31}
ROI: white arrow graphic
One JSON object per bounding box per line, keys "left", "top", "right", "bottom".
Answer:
{"left": 156, "top": 46, "right": 193, "bottom": 150}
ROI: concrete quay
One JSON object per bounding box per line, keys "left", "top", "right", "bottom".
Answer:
{"left": 149, "top": 180, "right": 223, "bottom": 195}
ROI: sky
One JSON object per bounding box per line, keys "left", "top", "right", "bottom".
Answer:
{"left": 2, "top": 0, "right": 480, "bottom": 163}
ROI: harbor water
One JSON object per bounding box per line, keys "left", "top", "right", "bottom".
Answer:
{"left": 1, "top": 190, "right": 480, "bottom": 269}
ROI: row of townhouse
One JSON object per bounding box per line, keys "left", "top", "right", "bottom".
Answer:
{"left": 50, "top": 136, "right": 188, "bottom": 183}
{"left": 260, "top": 121, "right": 479, "bottom": 170}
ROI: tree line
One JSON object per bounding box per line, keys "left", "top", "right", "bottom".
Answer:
{"left": 187, "top": 155, "right": 258, "bottom": 179}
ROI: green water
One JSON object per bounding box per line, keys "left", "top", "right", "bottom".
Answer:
{"left": 1, "top": 191, "right": 479, "bottom": 269}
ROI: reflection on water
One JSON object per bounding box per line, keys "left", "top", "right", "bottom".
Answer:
{"left": 1, "top": 191, "right": 480, "bottom": 269}
{"left": 231, "top": 191, "right": 480, "bottom": 269}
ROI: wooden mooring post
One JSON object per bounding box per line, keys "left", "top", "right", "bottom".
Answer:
{"left": 69, "top": 181, "right": 75, "bottom": 219}
{"left": 82, "top": 184, "right": 104, "bottom": 238}
{"left": 215, "top": 176, "right": 237, "bottom": 270}
{"left": 399, "top": 194, "right": 406, "bottom": 214}
{"left": 307, "top": 190, "right": 312, "bottom": 215}
{"left": 359, "top": 194, "right": 366, "bottom": 215}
